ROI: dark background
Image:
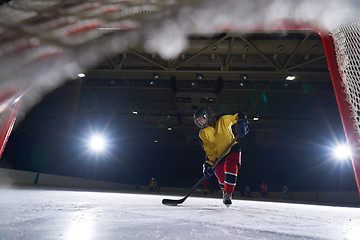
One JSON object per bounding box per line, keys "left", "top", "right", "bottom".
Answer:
{"left": 1, "top": 86, "right": 357, "bottom": 193}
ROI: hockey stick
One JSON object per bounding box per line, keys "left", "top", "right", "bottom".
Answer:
{"left": 162, "top": 137, "right": 238, "bottom": 206}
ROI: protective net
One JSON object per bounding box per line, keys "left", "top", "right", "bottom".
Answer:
{"left": 332, "top": 18, "right": 360, "bottom": 145}
{"left": 0, "top": 0, "right": 172, "bottom": 114}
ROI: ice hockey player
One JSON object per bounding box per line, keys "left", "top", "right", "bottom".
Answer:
{"left": 193, "top": 107, "right": 249, "bottom": 207}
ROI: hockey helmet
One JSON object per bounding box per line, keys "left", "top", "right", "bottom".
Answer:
{"left": 193, "top": 107, "right": 214, "bottom": 128}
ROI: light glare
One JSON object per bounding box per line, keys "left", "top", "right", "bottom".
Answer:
{"left": 334, "top": 144, "right": 351, "bottom": 160}
{"left": 89, "top": 135, "right": 106, "bottom": 152}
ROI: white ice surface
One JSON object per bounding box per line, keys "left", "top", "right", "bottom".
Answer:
{"left": 0, "top": 187, "right": 359, "bottom": 240}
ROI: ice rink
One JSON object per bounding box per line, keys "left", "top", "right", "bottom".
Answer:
{"left": 0, "top": 187, "right": 359, "bottom": 240}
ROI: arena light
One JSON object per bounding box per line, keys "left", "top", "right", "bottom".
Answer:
{"left": 88, "top": 134, "right": 107, "bottom": 153}
{"left": 333, "top": 144, "right": 351, "bottom": 160}
{"left": 153, "top": 73, "right": 160, "bottom": 79}
{"left": 286, "top": 75, "right": 295, "bottom": 81}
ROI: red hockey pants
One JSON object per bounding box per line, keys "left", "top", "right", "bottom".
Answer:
{"left": 214, "top": 152, "right": 241, "bottom": 194}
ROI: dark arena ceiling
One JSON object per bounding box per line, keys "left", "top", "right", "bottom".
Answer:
{"left": 16, "top": 30, "right": 341, "bottom": 149}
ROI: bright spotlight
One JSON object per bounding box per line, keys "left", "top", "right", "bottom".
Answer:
{"left": 286, "top": 75, "right": 295, "bottom": 81}
{"left": 88, "top": 134, "right": 106, "bottom": 152}
{"left": 333, "top": 144, "right": 351, "bottom": 160}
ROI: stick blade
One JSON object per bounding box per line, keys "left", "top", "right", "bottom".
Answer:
{"left": 162, "top": 198, "right": 185, "bottom": 206}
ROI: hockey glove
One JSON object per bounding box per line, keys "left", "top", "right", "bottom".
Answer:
{"left": 237, "top": 117, "right": 249, "bottom": 137}
{"left": 203, "top": 162, "right": 215, "bottom": 179}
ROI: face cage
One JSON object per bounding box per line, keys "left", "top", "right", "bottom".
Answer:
{"left": 194, "top": 116, "right": 209, "bottom": 129}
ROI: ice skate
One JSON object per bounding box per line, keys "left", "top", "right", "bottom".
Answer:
{"left": 223, "top": 192, "right": 232, "bottom": 207}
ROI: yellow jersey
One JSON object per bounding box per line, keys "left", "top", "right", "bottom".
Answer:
{"left": 199, "top": 113, "right": 239, "bottom": 165}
